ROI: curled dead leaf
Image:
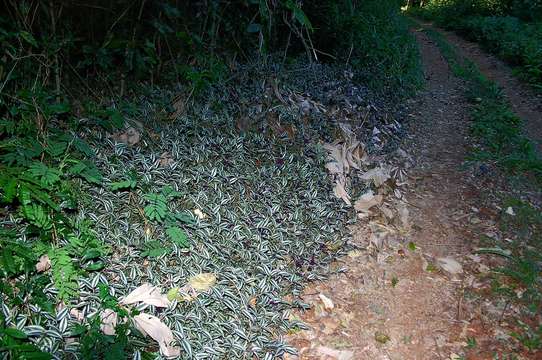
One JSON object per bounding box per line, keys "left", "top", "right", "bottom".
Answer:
{"left": 193, "top": 209, "right": 207, "bottom": 219}
{"left": 120, "top": 283, "right": 170, "bottom": 308}
{"left": 188, "top": 272, "right": 216, "bottom": 292}
{"left": 134, "top": 313, "right": 180, "bottom": 358}
{"left": 318, "top": 293, "right": 334, "bottom": 310}
{"left": 360, "top": 166, "right": 390, "bottom": 187}
{"left": 333, "top": 179, "right": 351, "bottom": 205}
{"left": 35, "top": 254, "right": 51, "bottom": 272}
{"left": 437, "top": 257, "right": 463, "bottom": 275}
{"left": 100, "top": 309, "right": 118, "bottom": 336}
{"left": 354, "top": 190, "right": 383, "bottom": 213}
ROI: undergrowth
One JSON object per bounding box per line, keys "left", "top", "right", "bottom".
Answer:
{"left": 410, "top": 1, "right": 542, "bottom": 88}
{"left": 323, "top": 0, "right": 422, "bottom": 96}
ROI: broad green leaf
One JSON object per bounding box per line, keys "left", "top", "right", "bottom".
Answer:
{"left": 4, "top": 327, "right": 28, "bottom": 339}
{"left": 20, "top": 31, "right": 38, "bottom": 47}
{"left": 110, "top": 179, "right": 136, "bottom": 191}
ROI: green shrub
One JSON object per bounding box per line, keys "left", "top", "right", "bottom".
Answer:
{"left": 312, "top": 0, "right": 422, "bottom": 96}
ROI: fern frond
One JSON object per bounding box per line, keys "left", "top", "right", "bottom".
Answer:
{"left": 49, "top": 248, "right": 78, "bottom": 301}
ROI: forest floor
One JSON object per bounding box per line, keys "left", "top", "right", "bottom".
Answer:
{"left": 285, "top": 22, "right": 542, "bottom": 360}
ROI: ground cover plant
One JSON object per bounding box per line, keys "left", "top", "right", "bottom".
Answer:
{"left": 410, "top": 0, "right": 542, "bottom": 88}
{"left": 0, "top": 1, "right": 422, "bottom": 358}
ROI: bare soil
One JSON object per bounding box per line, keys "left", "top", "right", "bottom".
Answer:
{"left": 284, "top": 25, "right": 541, "bottom": 360}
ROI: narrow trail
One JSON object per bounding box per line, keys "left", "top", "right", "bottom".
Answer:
{"left": 285, "top": 22, "right": 530, "bottom": 360}
{"left": 423, "top": 23, "right": 542, "bottom": 154}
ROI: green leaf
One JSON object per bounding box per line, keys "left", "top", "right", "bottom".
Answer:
{"left": 4, "top": 327, "right": 28, "bottom": 339}
{"left": 27, "top": 162, "right": 61, "bottom": 186}
{"left": 110, "top": 179, "right": 136, "bottom": 191}
{"left": 48, "top": 102, "right": 71, "bottom": 115}
{"left": 174, "top": 212, "right": 195, "bottom": 225}
{"left": 69, "top": 160, "right": 103, "bottom": 184}
{"left": 46, "top": 139, "right": 68, "bottom": 157}
{"left": 141, "top": 241, "right": 169, "bottom": 258}
{"left": 23, "top": 203, "right": 53, "bottom": 230}
{"left": 166, "top": 226, "right": 189, "bottom": 248}
{"left": 20, "top": 31, "right": 38, "bottom": 47}
{"left": 2, "top": 177, "right": 18, "bottom": 203}
{"left": 85, "top": 261, "right": 105, "bottom": 271}
{"left": 82, "top": 249, "right": 102, "bottom": 262}
{"left": 144, "top": 193, "right": 168, "bottom": 222}
{"left": 73, "top": 137, "right": 95, "bottom": 157}
{"left": 161, "top": 185, "right": 182, "bottom": 199}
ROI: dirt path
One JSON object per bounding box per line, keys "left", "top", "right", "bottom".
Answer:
{"left": 426, "top": 24, "right": 542, "bottom": 154}
{"left": 284, "top": 25, "right": 510, "bottom": 360}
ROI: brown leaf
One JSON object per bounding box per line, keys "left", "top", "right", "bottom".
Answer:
{"left": 354, "top": 190, "right": 383, "bottom": 212}
{"left": 333, "top": 179, "right": 351, "bottom": 205}
{"left": 360, "top": 166, "right": 390, "bottom": 187}
{"left": 188, "top": 273, "right": 216, "bottom": 292}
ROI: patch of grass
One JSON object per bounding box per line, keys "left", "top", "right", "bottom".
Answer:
{"left": 422, "top": 28, "right": 542, "bottom": 182}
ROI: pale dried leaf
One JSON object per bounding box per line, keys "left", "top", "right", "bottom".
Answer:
{"left": 317, "top": 345, "right": 354, "bottom": 360}
{"left": 100, "top": 309, "right": 117, "bottom": 335}
{"left": 360, "top": 166, "right": 390, "bottom": 187}
{"left": 325, "top": 161, "right": 342, "bottom": 175}
{"left": 193, "top": 208, "right": 207, "bottom": 219}
{"left": 437, "top": 257, "right": 463, "bottom": 274}
{"left": 120, "top": 283, "right": 170, "bottom": 308}
{"left": 35, "top": 254, "right": 51, "bottom": 272}
{"left": 134, "top": 313, "right": 180, "bottom": 358}
{"left": 188, "top": 273, "right": 216, "bottom": 292}
{"left": 333, "top": 179, "right": 351, "bottom": 205}
{"left": 354, "top": 190, "right": 382, "bottom": 212}
{"left": 505, "top": 207, "right": 515, "bottom": 216}
{"left": 70, "top": 308, "right": 84, "bottom": 322}
{"left": 318, "top": 293, "right": 334, "bottom": 310}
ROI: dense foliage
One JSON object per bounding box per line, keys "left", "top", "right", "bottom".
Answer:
{"left": 0, "top": 1, "right": 421, "bottom": 358}
{"left": 411, "top": 0, "right": 542, "bottom": 87}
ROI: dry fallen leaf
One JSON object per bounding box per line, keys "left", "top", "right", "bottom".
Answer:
{"left": 317, "top": 345, "right": 354, "bottom": 360}
{"left": 333, "top": 179, "right": 351, "bottom": 205}
{"left": 318, "top": 293, "right": 334, "bottom": 310}
{"left": 35, "top": 254, "right": 51, "bottom": 272}
{"left": 134, "top": 313, "right": 180, "bottom": 358}
{"left": 437, "top": 257, "right": 463, "bottom": 275}
{"left": 159, "top": 152, "right": 174, "bottom": 167}
{"left": 100, "top": 309, "right": 118, "bottom": 336}
{"left": 70, "top": 308, "right": 84, "bottom": 322}
{"left": 193, "top": 209, "right": 207, "bottom": 219}
{"left": 115, "top": 127, "right": 140, "bottom": 146}
{"left": 354, "top": 190, "right": 383, "bottom": 212}
{"left": 360, "top": 166, "right": 390, "bottom": 187}
{"left": 120, "top": 283, "right": 170, "bottom": 308}
{"left": 188, "top": 273, "right": 216, "bottom": 292}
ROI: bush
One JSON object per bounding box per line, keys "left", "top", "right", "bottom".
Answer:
{"left": 311, "top": 0, "right": 422, "bottom": 96}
